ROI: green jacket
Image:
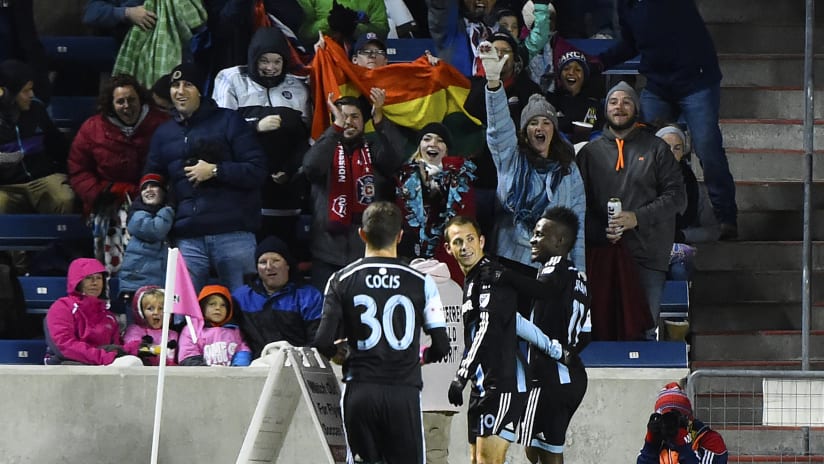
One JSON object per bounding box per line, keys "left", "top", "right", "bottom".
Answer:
{"left": 296, "top": 0, "right": 388, "bottom": 47}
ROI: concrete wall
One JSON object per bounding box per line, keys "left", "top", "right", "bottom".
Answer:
{"left": 0, "top": 366, "right": 687, "bottom": 464}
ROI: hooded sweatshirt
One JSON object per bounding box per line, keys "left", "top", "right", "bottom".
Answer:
{"left": 410, "top": 259, "right": 464, "bottom": 413}
{"left": 123, "top": 285, "right": 179, "bottom": 366}
{"left": 44, "top": 258, "right": 122, "bottom": 365}
{"left": 211, "top": 26, "right": 311, "bottom": 121}
{"left": 177, "top": 285, "right": 252, "bottom": 366}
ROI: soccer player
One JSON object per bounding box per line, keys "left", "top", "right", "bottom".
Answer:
{"left": 444, "top": 216, "right": 556, "bottom": 464}
{"left": 486, "top": 207, "right": 592, "bottom": 464}
{"left": 313, "top": 201, "right": 450, "bottom": 464}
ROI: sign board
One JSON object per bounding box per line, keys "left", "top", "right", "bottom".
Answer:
{"left": 289, "top": 347, "right": 348, "bottom": 464}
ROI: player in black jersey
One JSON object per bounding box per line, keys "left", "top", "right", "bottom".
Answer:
{"left": 313, "top": 201, "right": 450, "bottom": 464}
{"left": 443, "top": 216, "right": 547, "bottom": 464}
{"left": 488, "top": 207, "right": 592, "bottom": 464}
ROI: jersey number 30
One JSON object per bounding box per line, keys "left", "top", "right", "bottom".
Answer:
{"left": 355, "top": 294, "right": 416, "bottom": 351}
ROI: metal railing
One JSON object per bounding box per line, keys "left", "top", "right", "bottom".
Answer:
{"left": 687, "top": 369, "right": 824, "bottom": 462}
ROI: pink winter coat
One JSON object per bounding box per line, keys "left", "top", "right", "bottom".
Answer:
{"left": 44, "top": 258, "right": 122, "bottom": 365}
{"left": 123, "top": 285, "right": 179, "bottom": 366}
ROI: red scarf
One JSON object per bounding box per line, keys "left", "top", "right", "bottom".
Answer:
{"left": 328, "top": 141, "right": 375, "bottom": 232}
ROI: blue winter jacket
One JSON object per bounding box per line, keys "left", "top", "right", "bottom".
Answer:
{"left": 486, "top": 86, "right": 586, "bottom": 272}
{"left": 118, "top": 205, "right": 174, "bottom": 293}
{"left": 145, "top": 98, "right": 266, "bottom": 238}
{"left": 233, "top": 281, "right": 323, "bottom": 356}
{"left": 599, "top": 0, "right": 722, "bottom": 100}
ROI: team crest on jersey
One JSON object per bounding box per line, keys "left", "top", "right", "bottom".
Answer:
{"left": 356, "top": 174, "right": 375, "bottom": 204}
{"left": 479, "top": 292, "right": 490, "bottom": 308}
{"left": 282, "top": 90, "right": 293, "bottom": 99}
{"left": 331, "top": 195, "right": 347, "bottom": 217}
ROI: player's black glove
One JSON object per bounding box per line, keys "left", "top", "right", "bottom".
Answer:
{"left": 448, "top": 377, "right": 467, "bottom": 406}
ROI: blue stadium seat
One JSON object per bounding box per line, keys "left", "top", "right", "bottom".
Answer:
{"left": 20, "top": 276, "right": 122, "bottom": 315}
{"left": 41, "top": 36, "right": 118, "bottom": 71}
{"left": 660, "top": 280, "right": 689, "bottom": 320}
{"left": 49, "top": 96, "right": 98, "bottom": 134}
{"left": 0, "top": 339, "right": 46, "bottom": 365}
{"left": 385, "top": 38, "right": 435, "bottom": 63}
{"left": 580, "top": 341, "right": 688, "bottom": 368}
{"left": 19, "top": 276, "right": 66, "bottom": 314}
{"left": 0, "top": 214, "right": 90, "bottom": 250}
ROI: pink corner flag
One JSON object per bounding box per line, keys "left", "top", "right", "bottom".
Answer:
{"left": 172, "top": 251, "right": 203, "bottom": 341}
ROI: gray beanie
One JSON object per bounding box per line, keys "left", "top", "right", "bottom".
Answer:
{"left": 605, "top": 81, "right": 640, "bottom": 114}
{"left": 520, "top": 93, "right": 559, "bottom": 132}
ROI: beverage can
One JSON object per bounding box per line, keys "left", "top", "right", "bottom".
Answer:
{"left": 607, "top": 197, "right": 622, "bottom": 219}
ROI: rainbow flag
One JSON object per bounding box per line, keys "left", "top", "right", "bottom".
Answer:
{"left": 310, "top": 36, "right": 484, "bottom": 157}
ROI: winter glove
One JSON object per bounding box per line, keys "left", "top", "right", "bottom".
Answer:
{"left": 231, "top": 350, "right": 252, "bottom": 367}
{"left": 646, "top": 412, "right": 663, "bottom": 445}
{"left": 477, "top": 40, "right": 508, "bottom": 82}
{"left": 448, "top": 376, "right": 467, "bottom": 406}
{"left": 109, "top": 182, "right": 135, "bottom": 202}
{"left": 100, "top": 344, "right": 127, "bottom": 358}
{"left": 167, "top": 340, "right": 178, "bottom": 350}
{"left": 180, "top": 355, "right": 208, "bottom": 366}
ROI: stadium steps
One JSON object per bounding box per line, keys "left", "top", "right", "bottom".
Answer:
{"left": 688, "top": 0, "right": 824, "bottom": 461}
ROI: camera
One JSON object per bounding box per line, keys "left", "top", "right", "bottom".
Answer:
{"left": 650, "top": 411, "right": 688, "bottom": 442}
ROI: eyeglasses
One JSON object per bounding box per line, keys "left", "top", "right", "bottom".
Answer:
{"left": 357, "top": 49, "right": 387, "bottom": 57}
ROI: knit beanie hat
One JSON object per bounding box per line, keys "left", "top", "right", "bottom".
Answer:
{"left": 605, "top": 81, "right": 640, "bottom": 114}
{"left": 557, "top": 50, "right": 589, "bottom": 79}
{"left": 255, "top": 235, "right": 296, "bottom": 280}
{"left": 0, "top": 59, "right": 34, "bottom": 96}
{"left": 169, "top": 63, "right": 206, "bottom": 96}
{"left": 520, "top": 93, "right": 559, "bottom": 131}
{"left": 654, "top": 382, "right": 693, "bottom": 418}
{"left": 418, "top": 122, "right": 453, "bottom": 150}
{"left": 151, "top": 73, "right": 172, "bottom": 100}
{"left": 655, "top": 125, "right": 691, "bottom": 155}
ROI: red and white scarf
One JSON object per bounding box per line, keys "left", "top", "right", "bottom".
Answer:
{"left": 328, "top": 141, "right": 375, "bottom": 232}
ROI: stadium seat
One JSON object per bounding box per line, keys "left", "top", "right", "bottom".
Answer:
{"left": 41, "top": 35, "right": 118, "bottom": 71}
{"left": 580, "top": 341, "right": 688, "bottom": 368}
{"left": 49, "top": 95, "right": 98, "bottom": 134}
{"left": 384, "top": 38, "right": 435, "bottom": 63}
{"left": 660, "top": 280, "right": 689, "bottom": 320}
{"left": 0, "top": 339, "right": 46, "bottom": 365}
{"left": 20, "top": 276, "right": 122, "bottom": 315}
{"left": 0, "top": 214, "right": 90, "bottom": 251}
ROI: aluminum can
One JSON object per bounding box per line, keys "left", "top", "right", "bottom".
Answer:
{"left": 607, "top": 197, "right": 622, "bottom": 219}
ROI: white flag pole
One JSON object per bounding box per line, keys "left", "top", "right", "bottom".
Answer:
{"left": 151, "top": 247, "right": 178, "bottom": 464}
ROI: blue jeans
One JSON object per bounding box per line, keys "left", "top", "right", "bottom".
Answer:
{"left": 636, "top": 265, "right": 666, "bottom": 340}
{"left": 177, "top": 231, "right": 256, "bottom": 293}
{"left": 640, "top": 84, "right": 738, "bottom": 225}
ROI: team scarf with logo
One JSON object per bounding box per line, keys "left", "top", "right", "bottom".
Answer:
{"left": 328, "top": 141, "right": 374, "bottom": 232}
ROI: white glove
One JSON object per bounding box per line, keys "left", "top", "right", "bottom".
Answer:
{"left": 109, "top": 355, "right": 143, "bottom": 367}
{"left": 477, "top": 41, "right": 508, "bottom": 82}
{"left": 257, "top": 114, "right": 282, "bottom": 132}
{"left": 521, "top": 1, "right": 535, "bottom": 30}
{"left": 548, "top": 339, "right": 563, "bottom": 360}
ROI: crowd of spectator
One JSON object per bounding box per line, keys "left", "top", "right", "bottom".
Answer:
{"left": 0, "top": 0, "right": 739, "bottom": 364}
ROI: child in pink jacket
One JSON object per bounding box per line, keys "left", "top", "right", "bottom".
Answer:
{"left": 123, "top": 286, "right": 179, "bottom": 366}
{"left": 44, "top": 258, "right": 124, "bottom": 365}
{"left": 178, "top": 285, "right": 252, "bottom": 366}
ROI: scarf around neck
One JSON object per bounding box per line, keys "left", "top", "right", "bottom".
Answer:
{"left": 328, "top": 140, "right": 374, "bottom": 232}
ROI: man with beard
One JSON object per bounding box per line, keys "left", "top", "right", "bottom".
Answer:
{"left": 577, "top": 81, "right": 685, "bottom": 340}
{"left": 427, "top": 0, "right": 497, "bottom": 77}
{"left": 212, "top": 26, "right": 311, "bottom": 247}
{"left": 302, "top": 91, "right": 406, "bottom": 290}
